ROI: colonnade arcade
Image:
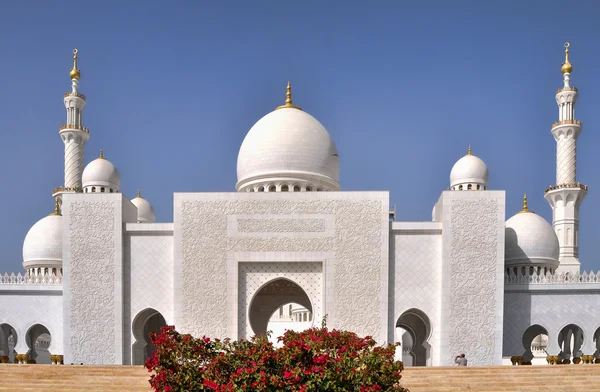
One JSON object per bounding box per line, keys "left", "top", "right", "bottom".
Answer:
{"left": 517, "top": 323, "right": 600, "bottom": 365}
{"left": 0, "top": 323, "right": 55, "bottom": 364}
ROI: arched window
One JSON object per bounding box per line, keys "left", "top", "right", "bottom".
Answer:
{"left": 258, "top": 186, "right": 264, "bottom": 192}
{"left": 101, "top": 187, "right": 105, "bottom": 193}
{"left": 281, "top": 185, "right": 289, "bottom": 192}
{"left": 458, "top": 185, "right": 463, "bottom": 191}
{"left": 306, "top": 186, "right": 312, "bottom": 191}
{"left": 269, "top": 185, "right": 276, "bottom": 192}
{"left": 110, "top": 188, "right": 114, "bottom": 193}
{"left": 477, "top": 184, "right": 481, "bottom": 190}
{"left": 92, "top": 187, "right": 96, "bottom": 193}
{"left": 467, "top": 184, "right": 472, "bottom": 190}
{"left": 293, "top": 185, "right": 300, "bottom": 192}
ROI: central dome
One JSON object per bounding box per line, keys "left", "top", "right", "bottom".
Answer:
{"left": 236, "top": 83, "right": 340, "bottom": 192}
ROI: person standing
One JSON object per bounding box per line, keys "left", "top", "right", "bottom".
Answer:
{"left": 455, "top": 354, "right": 467, "bottom": 366}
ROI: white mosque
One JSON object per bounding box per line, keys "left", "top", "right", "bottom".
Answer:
{"left": 0, "top": 43, "right": 598, "bottom": 367}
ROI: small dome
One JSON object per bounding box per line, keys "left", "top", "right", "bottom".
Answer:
{"left": 505, "top": 195, "right": 559, "bottom": 270}
{"left": 23, "top": 205, "right": 63, "bottom": 271}
{"left": 131, "top": 190, "right": 155, "bottom": 223}
{"left": 82, "top": 150, "right": 121, "bottom": 193}
{"left": 236, "top": 83, "right": 340, "bottom": 192}
{"left": 450, "top": 146, "right": 489, "bottom": 190}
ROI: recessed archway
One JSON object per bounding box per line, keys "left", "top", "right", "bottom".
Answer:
{"left": 25, "top": 324, "right": 51, "bottom": 364}
{"left": 132, "top": 308, "right": 167, "bottom": 365}
{"left": 558, "top": 324, "right": 584, "bottom": 361}
{"left": 395, "top": 309, "right": 431, "bottom": 366}
{"left": 0, "top": 324, "right": 17, "bottom": 363}
{"left": 521, "top": 324, "right": 548, "bottom": 362}
{"left": 249, "top": 278, "right": 313, "bottom": 338}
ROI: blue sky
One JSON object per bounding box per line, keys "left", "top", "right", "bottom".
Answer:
{"left": 0, "top": 1, "right": 600, "bottom": 272}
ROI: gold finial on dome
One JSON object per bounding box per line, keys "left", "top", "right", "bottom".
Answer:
{"left": 275, "top": 81, "right": 302, "bottom": 111}
{"left": 518, "top": 194, "right": 532, "bottom": 214}
{"left": 99, "top": 149, "right": 104, "bottom": 159}
{"left": 49, "top": 197, "right": 61, "bottom": 216}
{"left": 562, "top": 42, "right": 572, "bottom": 74}
{"left": 69, "top": 49, "right": 81, "bottom": 80}
{"left": 467, "top": 145, "right": 472, "bottom": 155}
{"left": 137, "top": 189, "right": 141, "bottom": 198}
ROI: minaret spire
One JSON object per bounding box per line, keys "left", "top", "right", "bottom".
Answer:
{"left": 54, "top": 49, "right": 90, "bottom": 199}
{"left": 519, "top": 194, "right": 531, "bottom": 214}
{"left": 275, "top": 81, "right": 302, "bottom": 111}
{"left": 544, "top": 42, "right": 587, "bottom": 274}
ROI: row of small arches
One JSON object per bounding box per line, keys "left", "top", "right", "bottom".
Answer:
{"left": 83, "top": 186, "right": 119, "bottom": 193}
{"left": 26, "top": 268, "right": 62, "bottom": 277}
{"left": 506, "top": 266, "right": 555, "bottom": 276}
{"left": 452, "top": 183, "right": 487, "bottom": 191}
{"left": 247, "top": 184, "right": 329, "bottom": 192}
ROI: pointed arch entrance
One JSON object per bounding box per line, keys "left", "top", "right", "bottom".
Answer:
{"left": 395, "top": 309, "right": 432, "bottom": 366}
{"left": 132, "top": 308, "right": 167, "bottom": 365}
{"left": 249, "top": 278, "right": 313, "bottom": 338}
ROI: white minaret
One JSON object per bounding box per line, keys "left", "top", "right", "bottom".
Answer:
{"left": 54, "top": 49, "right": 90, "bottom": 199}
{"left": 544, "top": 42, "right": 588, "bottom": 274}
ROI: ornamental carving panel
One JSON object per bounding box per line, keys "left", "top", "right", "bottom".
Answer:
{"left": 237, "top": 218, "right": 326, "bottom": 233}
{"left": 68, "top": 201, "right": 116, "bottom": 364}
{"left": 179, "top": 197, "right": 386, "bottom": 341}
{"left": 448, "top": 199, "right": 500, "bottom": 365}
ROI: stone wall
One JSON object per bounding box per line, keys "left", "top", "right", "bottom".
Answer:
{"left": 174, "top": 192, "right": 389, "bottom": 343}
{"left": 438, "top": 190, "right": 505, "bottom": 365}
{"left": 62, "top": 194, "right": 137, "bottom": 364}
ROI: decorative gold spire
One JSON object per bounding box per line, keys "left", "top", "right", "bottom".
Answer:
{"left": 99, "top": 149, "right": 104, "bottom": 159}
{"left": 49, "top": 197, "right": 61, "bottom": 216}
{"left": 562, "top": 42, "right": 572, "bottom": 74}
{"left": 518, "top": 194, "right": 532, "bottom": 214}
{"left": 275, "top": 81, "right": 302, "bottom": 111}
{"left": 467, "top": 145, "right": 472, "bottom": 155}
{"left": 137, "top": 189, "right": 141, "bottom": 198}
{"left": 69, "top": 49, "right": 81, "bottom": 80}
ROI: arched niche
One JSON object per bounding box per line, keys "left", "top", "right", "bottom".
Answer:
{"left": 132, "top": 308, "right": 167, "bottom": 365}
{"left": 395, "top": 309, "right": 432, "bottom": 367}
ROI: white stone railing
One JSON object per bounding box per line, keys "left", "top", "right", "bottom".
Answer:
{"left": 0, "top": 272, "right": 63, "bottom": 285}
{"left": 505, "top": 270, "right": 600, "bottom": 285}
{"left": 531, "top": 345, "right": 547, "bottom": 355}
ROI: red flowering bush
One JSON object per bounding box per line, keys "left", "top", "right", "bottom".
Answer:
{"left": 146, "top": 325, "right": 407, "bottom": 391}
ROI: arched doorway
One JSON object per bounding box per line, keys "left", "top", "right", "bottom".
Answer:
{"left": 249, "top": 279, "right": 313, "bottom": 340}
{"left": 132, "top": 308, "right": 167, "bottom": 365}
{"left": 25, "top": 324, "right": 51, "bottom": 364}
{"left": 0, "top": 324, "right": 17, "bottom": 363}
{"left": 521, "top": 324, "right": 548, "bottom": 363}
{"left": 558, "top": 324, "right": 584, "bottom": 361}
{"left": 395, "top": 309, "right": 431, "bottom": 366}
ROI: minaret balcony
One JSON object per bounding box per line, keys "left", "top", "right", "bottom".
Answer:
{"left": 59, "top": 124, "right": 89, "bottom": 133}
{"left": 64, "top": 92, "right": 86, "bottom": 100}
{"left": 556, "top": 86, "right": 578, "bottom": 94}
{"left": 551, "top": 119, "right": 581, "bottom": 129}
{"left": 544, "top": 182, "right": 588, "bottom": 195}
{"left": 52, "top": 186, "right": 82, "bottom": 196}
